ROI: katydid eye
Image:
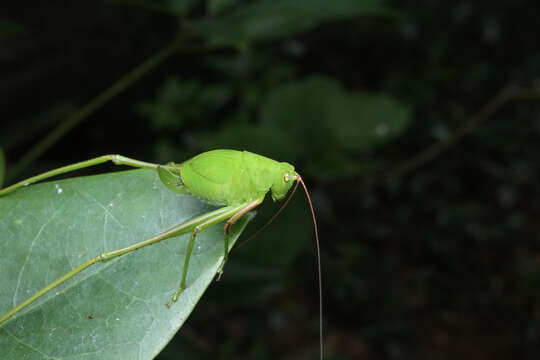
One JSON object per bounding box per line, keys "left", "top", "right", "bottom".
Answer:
{"left": 283, "top": 173, "right": 291, "bottom": 182}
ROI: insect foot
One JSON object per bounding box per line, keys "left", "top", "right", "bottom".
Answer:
{"left": 165, "top": 287, "right": 185, "bottom": 308}
{"left": 215, "top": 262, "right": 225, "bottom": 282}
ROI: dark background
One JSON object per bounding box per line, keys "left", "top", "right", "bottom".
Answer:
{"left": 2, "top": 1, "right": 540, "bottom": 359}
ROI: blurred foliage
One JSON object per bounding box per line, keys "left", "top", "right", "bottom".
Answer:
{"left": 0, "top": 18, "right": 26, "bottom": 38}
{"left": 0, "top": 149, "right": 5, "bottom": 187}
{"left": 2, "top": 0, "right": 540, "bottom": 359}
{"left": 140, "top": 75, "right": 410, "bottom": 179}
{"left": 188, "top": 0, "right": 393, "bottom": 48}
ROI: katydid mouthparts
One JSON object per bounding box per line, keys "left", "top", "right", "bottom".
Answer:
{"left": 0, "top": 149, "right": 323, "bottom": 359}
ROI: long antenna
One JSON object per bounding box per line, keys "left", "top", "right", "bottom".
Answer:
{"left": 234, "top": 174, "right": 323, "bottom": 359}
{"left": 297, "top": 175, "right": 323, "bottom": 360}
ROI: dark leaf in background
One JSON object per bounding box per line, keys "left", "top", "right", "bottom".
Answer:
{"left": 207, "top": 0, "right": 239, "bottom": 15}
{"left": 165, "top": 0, "right": 199, "bottom": 14}
{"left": 189, "top": 0, "right": 393, "bottom": 47}
{"left": 0, "top": 18, "right": 26, "bottom": 38}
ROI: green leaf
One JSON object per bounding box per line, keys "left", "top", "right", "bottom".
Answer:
{"left": 0, "top": 169, "right": 251, "bottom": 359}
{"left": 0, "top": 149, "right": 5, "bottom": 188}
{"left": 260, "top": 76, "right": 411, "bottom": 152}
{"left": 190, "top": 0, "right": 393, "bottom": 47}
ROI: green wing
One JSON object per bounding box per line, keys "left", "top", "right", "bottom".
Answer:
{"left": 187, "top": 149, "right": 242, "bottom": 185}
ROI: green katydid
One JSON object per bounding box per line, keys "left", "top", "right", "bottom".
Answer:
{"left": 0, "top": 149, "right": 323, "bottom": 358}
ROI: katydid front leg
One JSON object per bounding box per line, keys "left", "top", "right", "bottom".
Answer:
{"left": 0, "top": 154, "right": 178, "bottom": 196}
{"left": 218, "top": 198, "right": 263, "bottom": 276}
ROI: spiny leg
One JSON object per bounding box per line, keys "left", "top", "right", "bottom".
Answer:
{"left": 0, "top": 154, "right": 179, "bottom": 196}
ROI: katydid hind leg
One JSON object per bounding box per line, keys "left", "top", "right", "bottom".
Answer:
{"left": 0, "top": 203, "right": 242, "bottom": 327}
{"left": 0, "top": 154, "right": 171, "bottom": 197}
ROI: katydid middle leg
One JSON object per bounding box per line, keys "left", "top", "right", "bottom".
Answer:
{"left": 169, "top": 198, "right": 263, "bottom": 303}
{"left": 218, "top": 198, "right": 263, "bottom": 277}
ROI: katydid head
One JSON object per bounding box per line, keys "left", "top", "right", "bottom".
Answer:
{"left": 270, "top": 162, "right": 298, "bottom": 202}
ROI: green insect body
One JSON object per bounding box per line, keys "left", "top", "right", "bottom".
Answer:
{"left": 177, "top": 150, "right": 297, "bottom": 205}
{"left": 0, "top": 149, "right": 304, "bottom": 328}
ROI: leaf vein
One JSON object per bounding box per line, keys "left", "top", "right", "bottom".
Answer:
{"left": 13, "top": 217, "right": 53, "bottom": 307}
